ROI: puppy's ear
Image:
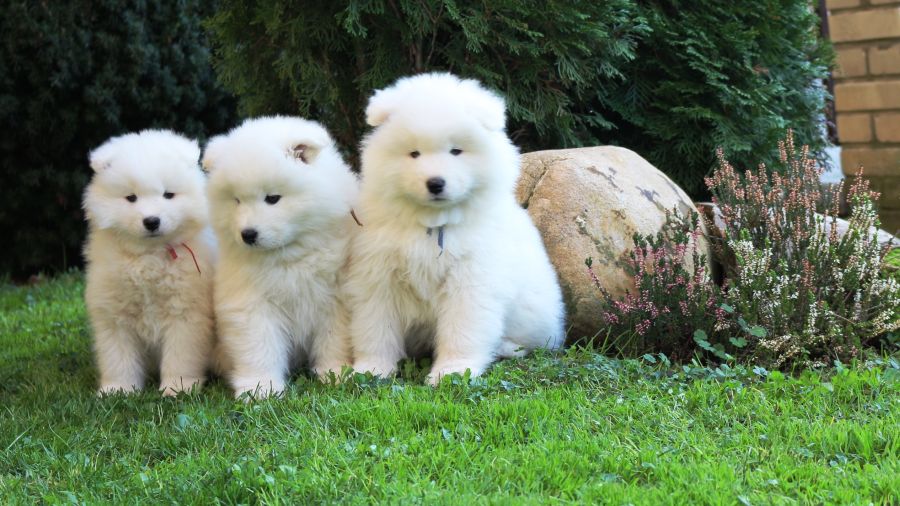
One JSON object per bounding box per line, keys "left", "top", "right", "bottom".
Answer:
{"left": 365, "top": 86, "right": 402, "bottom": 127}
{"left": 88, "top": 141, "right": 117, "bottom": 172}
{"left": 461, "top": 80, "right": 507, "bottom": 132}
{"left": 287, "top": 125, "right": 331, "bottom": 165}
{"left": 289, "top": 143, "right": 321, "bottom": 164}
{"left": 201, "top": 135, "right": 225, "bottom": 173}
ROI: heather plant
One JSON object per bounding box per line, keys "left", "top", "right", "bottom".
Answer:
{"left": 595, "top": 132, "right": 899, "bottom": 367}
{"left": 589, "top": 211, "right": 726, "bottom": 360}
{"left": 707, "top": 133, "right": 899, "bottom": 367}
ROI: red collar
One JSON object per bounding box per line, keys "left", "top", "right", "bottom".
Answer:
{"left": 165, "top": 242, "right": 202, "bottom": 275}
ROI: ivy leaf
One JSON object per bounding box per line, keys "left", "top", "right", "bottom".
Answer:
{"left": 752, "top": 366, "right": 769, "bottom": 377}
{"left": 748, "top": 326, "right": 767, "bottom": 338}
{"left": 712, "top": 343, "right": 732, "bottom": 360}
{"left": 693, "top": 329, "right": 709, "bottom": 344}
{"left": 729, "top": 337, "right": 748, "bottom": 348}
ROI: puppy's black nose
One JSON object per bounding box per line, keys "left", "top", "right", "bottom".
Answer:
{"left": 241, "top": 228, "right": 258, "bottom": 245}
{"left": 143, "top": 216, "right": 160, "bottom": 232}
{"left": 426, "top": 177, "right": 446, "bottom": 195}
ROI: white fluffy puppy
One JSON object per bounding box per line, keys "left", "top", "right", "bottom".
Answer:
{"left": 348, "top": 73, "right": 565, "bottom": 385}
{"left": 203, "top": 116, "right": 358, "bottom": 398}
{"left": 83, "top": 130, "right": 216, "bottom": 396}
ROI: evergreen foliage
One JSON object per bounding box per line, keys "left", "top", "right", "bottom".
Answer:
{"left": 206, "top": 0, "right": 648, "bottom": 158}
{"left": 206, "top": 0, "right": 832, "bottom": 196}
{"left": 0, "top": 1, "right": 235, "bottom": 277}
{"left": 602, "top": 1, "right": 833, "bottom": 195}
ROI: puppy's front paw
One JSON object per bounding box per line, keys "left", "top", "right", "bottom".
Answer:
{"left": 313, "top": 362, "right": 351, "bottom": 384}
{"left": 352, "top": 359, "right": 398, "bottom": 378}
{"left": 426, "top": 361, "right": 484, "bottom": 386}
{"left": 159, "top": 377, "right": 204, "bottom": 397}
{"left": 232, "top": 378, "right": 285, "bottom": 401}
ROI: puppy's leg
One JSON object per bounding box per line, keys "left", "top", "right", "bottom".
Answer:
{"left": 158, "top": 315, "right": 213, "bottom": 396}
{"left": 427, "top": 286, "right": 503, "bottom": 386}
{"left": 310, "top": 301, "right": 353, "bottom": 382}
{"left": 94, "top": 321, "right": 145, "bottom": 394}
{"left": 221, "top": 308, "right": 290, "bottom": 400}
{"left": 350, "top": 289, "right": 406, "bottom": 378}
{"left": 503, "top": 263, "right": 566, "bottom": 353}
{"left": 496, "top": 339, "right": 528, "bottom": 358}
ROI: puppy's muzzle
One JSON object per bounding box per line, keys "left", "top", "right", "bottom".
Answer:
{"left": 241, "top": 228, "right": 258, "bottom": 245}
{"left": 426, "top": 177, "right": 446, "bottom": 195}
{"left": 143, "top": 216, "right": 160, "bottom": 232}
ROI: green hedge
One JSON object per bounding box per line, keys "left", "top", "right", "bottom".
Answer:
{"left": 0, "top": 1, "right": 235, "bottom": 277}
{"left": 207, "top": 0, "right": 832, "bottom": 196}
{"left": 599, "top": 1, "right": 833, "bottom": 195}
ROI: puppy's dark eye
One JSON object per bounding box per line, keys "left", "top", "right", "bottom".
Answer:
{"left": 450, "top": 148, "right": 462, "bottom": 156}
{"left": 234, "top": 197, "right": 240, "bottom": 204}
{"left": 125, "top": 194, "right": 137, "bottom": 203}
{"left": 163, "top": 192, "right": 175, "bottom": 199}
{"left": 410, "top": 151, "right": 420, "bottom": 159}
{"left": 264, "top": 194, "right": 281, "bottom": 205}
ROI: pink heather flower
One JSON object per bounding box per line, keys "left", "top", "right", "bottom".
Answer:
{"left": 636, "top": 319, "right": 651, "bottom": 336}
{"left": 714, "top": 308, "right": 726, "bottom": 323}
{"left": 614, "top": 300, "right": 632, "bottom": 313}
{"left": 587, "top": 266, "right": 602, "bottom": 289}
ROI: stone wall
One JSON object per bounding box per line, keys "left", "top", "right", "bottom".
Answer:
{"left": 827, "top": 0, "right": 900, "bottom": 232}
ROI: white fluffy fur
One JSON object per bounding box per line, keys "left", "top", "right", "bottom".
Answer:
{"left": 347, "top": 73, "right": 565, "bottom": 385}
{"left": 204, "top": 116, "right": 358, "bottom": 399}
{"left": 83, "top": 129, "right": 216, "bottom": 396}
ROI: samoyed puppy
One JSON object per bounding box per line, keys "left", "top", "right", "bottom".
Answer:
{"left": 203, "top": 116, "right": 358, "bottom": 399}
{"left": 83, "top": 130, "right": 216, "bottom": 396}
{"left": 347, "top": 73, "right": 565, "bottom": 385}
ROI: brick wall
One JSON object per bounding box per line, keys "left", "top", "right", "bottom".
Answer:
{"left": 828, "top": 0, "right": 900, "bottom": 233}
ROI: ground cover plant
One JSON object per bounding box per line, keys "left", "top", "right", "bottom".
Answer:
{"left": 1, "top": 273, "right": 898, "bottom": 503}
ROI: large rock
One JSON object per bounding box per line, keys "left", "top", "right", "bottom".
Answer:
{"left": 516, "top": 147, "right": 709, "bottom": 341}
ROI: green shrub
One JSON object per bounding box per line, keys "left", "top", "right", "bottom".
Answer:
{"left": 206, "top": 0, "right": 832, "bottom": 195}
{"left": 206, "top": 0, "right": 648, "bottom": 159}
{"left": 0, "top": 1, "right": 235, "bottom": 277}
{"left": 600, "top": 0, "right": 832, "bottom": 195}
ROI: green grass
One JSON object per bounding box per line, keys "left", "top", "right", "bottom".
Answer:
{"left": 1, "top": 273, "right": 898, "bottom": 504}
{"left": 886, "top": 247, "right": 900, "bottom": 279}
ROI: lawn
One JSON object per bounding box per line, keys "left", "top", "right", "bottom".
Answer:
{"left": 0, "top": 273, "right": 898, "bottom": 504}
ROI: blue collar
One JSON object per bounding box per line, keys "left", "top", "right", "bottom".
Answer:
{"left": 425, "top": 226, "right": 445, "bottom": 257}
